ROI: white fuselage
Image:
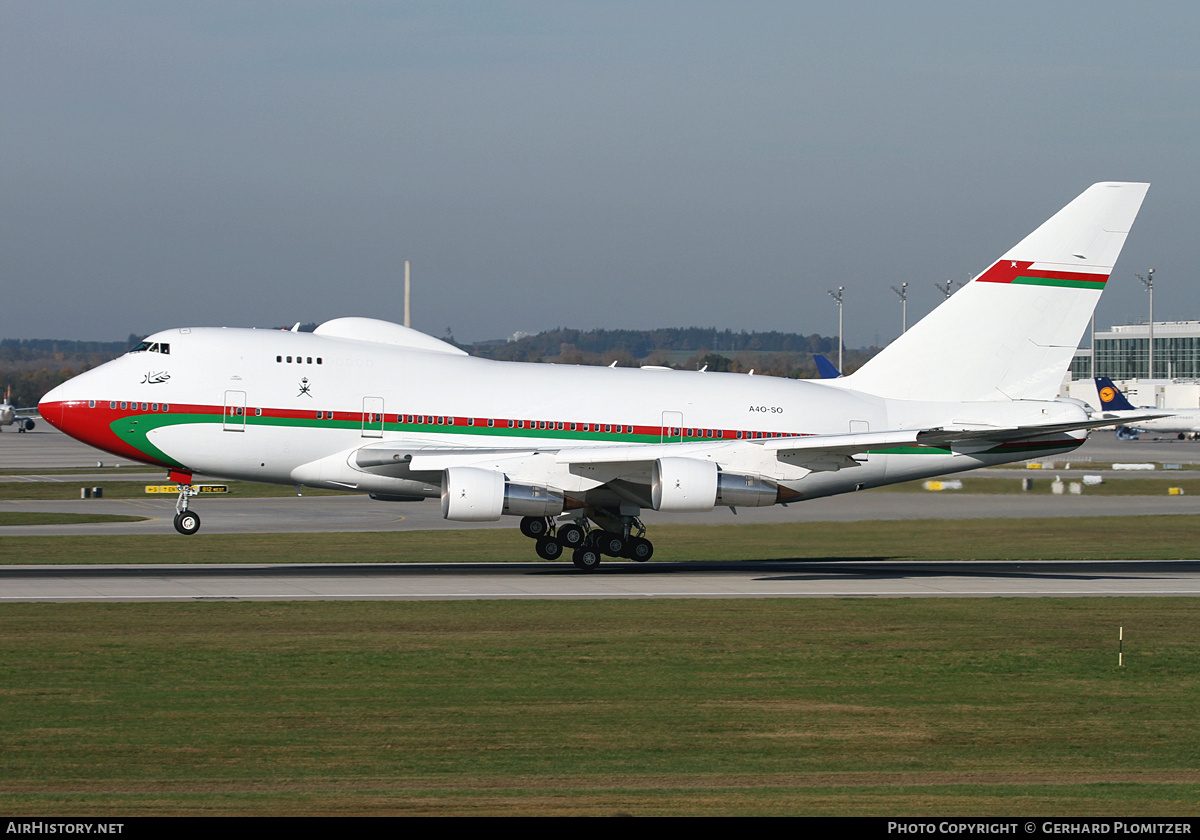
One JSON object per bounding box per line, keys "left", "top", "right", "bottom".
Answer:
{"left": 39, "top": 322, "right": 1086, "bottom": 512}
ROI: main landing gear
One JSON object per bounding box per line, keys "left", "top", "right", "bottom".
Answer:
{"left": 173, "top": 484, "right": 201, "bottom": 535}
{"left": 519, "top": 514, "right": 654, "bottom": 571}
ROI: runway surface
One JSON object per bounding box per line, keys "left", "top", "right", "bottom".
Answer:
{"left": 5, "top": 559, "right": 1200, "bottom": 602}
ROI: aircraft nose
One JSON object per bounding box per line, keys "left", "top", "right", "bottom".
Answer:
{"left": 38, "top": 381, "right": 71, "bottom": 430}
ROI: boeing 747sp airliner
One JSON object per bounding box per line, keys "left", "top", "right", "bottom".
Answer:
{"left": 40, "top": 182, "right": 1153, "bottom": 569}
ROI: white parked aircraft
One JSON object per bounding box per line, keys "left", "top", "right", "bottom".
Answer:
{"left": 40, "top": 182, "right": 1152, "bottom": 569}
{"left": 0, "top": 387, "right": 37, "bottom": 432}
{"left": 1094, "top": 377, "right": 1200, "bottom": 438}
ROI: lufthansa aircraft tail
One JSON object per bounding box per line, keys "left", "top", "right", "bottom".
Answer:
{"left": 1095, "top": 377, "right": 1138, "bottom": 411}
{"left": 842, "top": 182, "right": 1150, "bottom": 403}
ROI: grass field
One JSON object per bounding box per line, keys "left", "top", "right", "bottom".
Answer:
{"left": 2, "top": 598, "right": 1198, "bottom": 815}
{"left": 3, "top": 514, "right": 1200, "bottom": 565}
{"left": 4, "top": 510, "right": 1200, "bottom": 815}
{"left": 0, "top": 512, "right": 147, "bottom": 526}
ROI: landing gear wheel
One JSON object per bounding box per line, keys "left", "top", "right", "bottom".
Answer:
{"left": 628, "top": 536, "right": 654, "bottom": 562}
{"left": 572, "top": 546, "right": 602, "bottom": 571}
{"left": 557, "top": 523, "right": 586, "bottom": 549}
{"left": 595, "top": 530, "right": 626, "bottom": 557}
{"left": 520, "top": 516, "right": 550, "bottom": 539}
{"left": 174, "top": 510, "right": 201, "bottom": 535}
{"left": 534, "top": 537, "right": 563, "bottom": 560}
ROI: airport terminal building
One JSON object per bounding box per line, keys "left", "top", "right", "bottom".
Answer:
{"left": 1071, "top": 320, "right": 1200, "bottom": 382}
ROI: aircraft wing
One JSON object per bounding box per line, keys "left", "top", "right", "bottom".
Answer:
{"left": 358, "top": 430, "right": 933, "bottom": 476}
{"left": 355, "top": 414, "right": 1168, "bottom": 487}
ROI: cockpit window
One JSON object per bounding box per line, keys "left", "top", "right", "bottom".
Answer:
{"left": 129, "top": 341, "right": 171, "bottom": 355}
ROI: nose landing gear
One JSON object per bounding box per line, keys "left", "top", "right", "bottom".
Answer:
{"left": 173, "top": 483, "right": 201, "bottom": 535}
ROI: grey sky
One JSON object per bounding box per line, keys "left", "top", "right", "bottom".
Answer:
{"left": 3, "top": 1, "right": 1196, "bottom": 347}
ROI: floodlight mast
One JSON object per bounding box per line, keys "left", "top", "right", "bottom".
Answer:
{"left": 1135, "top": 269, "right": 1155, "bottom": 378}
{"left": 890, "top": 281, "right": 908, "bottom": 334}
{"left": 934, "top": 278, "right": 962, "bottom": 300}
{"left": 827, "top": 285, "right": 844, "bottom": 372}
{"left": 404, "top": 261, "right": 411, "bottom": 328}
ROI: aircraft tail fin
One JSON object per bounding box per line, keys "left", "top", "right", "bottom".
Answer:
{"left": 813, "top": 354, "right": 843, "bottom": 379}
{"left": 842, "top": 182, "right": 1149, "bottom": 403}
{"left": 1095, "top": 377, "right": 1137, "bottom": 410}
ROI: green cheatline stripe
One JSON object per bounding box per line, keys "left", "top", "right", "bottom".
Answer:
{"left": 1013, "top": 275, "right": 1106, "bottom": 289}
{"left": 110, "top": 413, "right": 671, "bottom": 464}
{"left": 110, "top": 414, "right": 1079, "bottom": 466}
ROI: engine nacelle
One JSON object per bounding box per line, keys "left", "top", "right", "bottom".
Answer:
{"left": 652, "top": 457, "right": 718, "bottom": 512}
{"left": 441, "top": 467, "right": 565, "bottom": 521}
{"left": 441, "top": 467, "right": 505, "bottom": 521}
{"left": 715, "top": 472, "right": 777, "bottom": 507}
{"left": 502, "top": 482, "right": 565, "bottom": 517}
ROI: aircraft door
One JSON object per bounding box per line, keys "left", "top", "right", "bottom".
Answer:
{"left": 661, "top": 411, "right": 684, "bottom": 443}
{"left": 223, "top": 390, "right": 246, "bottom": 432}
{"left": 362, "top": 396, "right": 384, "bottom": 438}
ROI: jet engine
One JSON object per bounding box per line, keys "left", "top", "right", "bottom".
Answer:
{"left": 652, "top": 457, "right": 776, "bottom": 512}
{"left": 441, "top": 466, "right": 565, "bottom": 521}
